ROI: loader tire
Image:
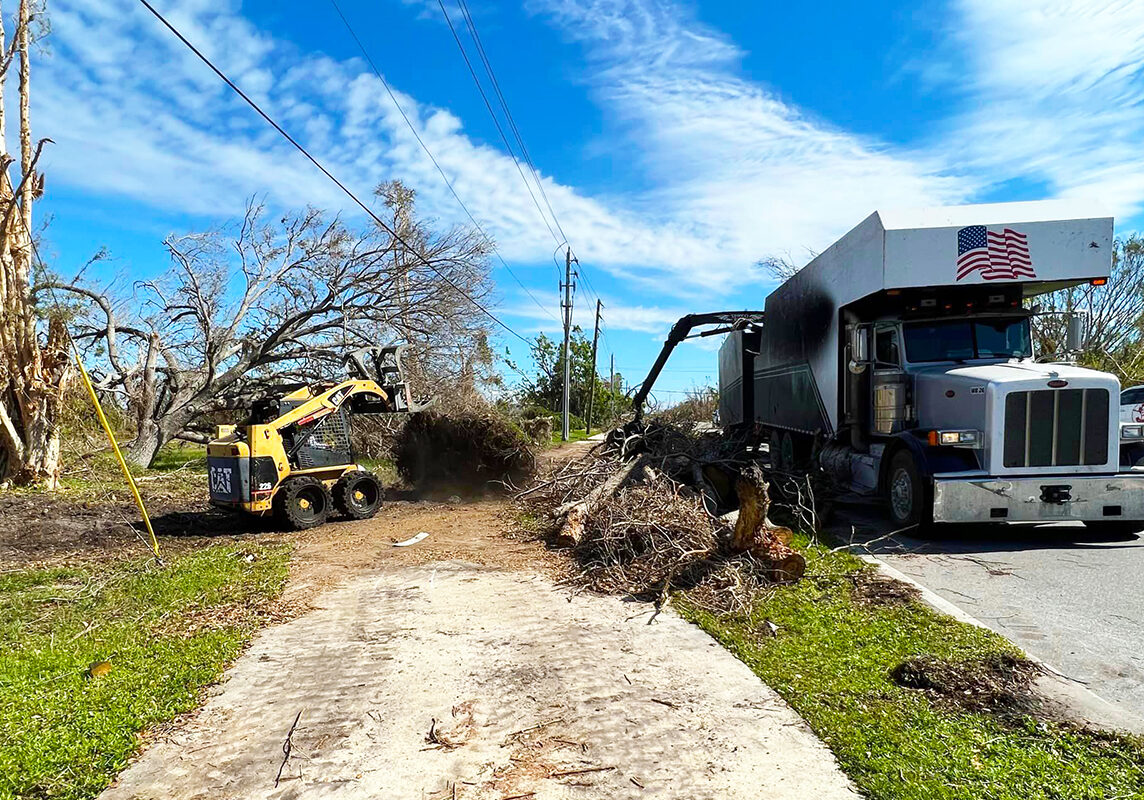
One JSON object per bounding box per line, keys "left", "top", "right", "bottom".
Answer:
{"left": 334, "top": 470, "right": 383, "bottom": 520}
{"left": 273, "top": 476, "right": 333, "bottom": 531}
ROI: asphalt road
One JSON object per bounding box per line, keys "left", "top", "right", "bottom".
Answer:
{"left": 830, "top": 509, "right": 1144, "bottom": 719}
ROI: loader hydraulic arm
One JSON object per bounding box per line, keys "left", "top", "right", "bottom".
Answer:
{"left": 631, "top": 310, "right": 765, "bottom": 422}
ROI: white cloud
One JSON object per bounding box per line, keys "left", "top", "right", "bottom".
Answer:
{"left": 509, "top": 295, "right": 689, "bottom": 334}
{"left": 528, "top": 0, "right": 967, "bottom": 272}
{"left": 38, "top": 0, "right": 970, "bottom": 305}
{"left": 938, "top": 0, "right": 1144, "bottom": 219}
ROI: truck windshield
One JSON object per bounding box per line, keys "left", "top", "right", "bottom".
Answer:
{"left": 903, "top": 317, "right": 1031, "bottom": 363}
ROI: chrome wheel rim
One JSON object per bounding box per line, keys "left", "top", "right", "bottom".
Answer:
{"left": 890, "top": 467, "right": 913, "bottom": 521}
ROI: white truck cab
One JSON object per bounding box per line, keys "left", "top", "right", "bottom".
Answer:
{"left": 718, "top": 200, "right": 1144, "bottom": 533}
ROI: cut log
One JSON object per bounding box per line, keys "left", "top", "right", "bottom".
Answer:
{"left": 555, "top": 454, "right": 648, "bottom": 546}
{"left": 731, "top": 463, "right": 806, "bottom": 582}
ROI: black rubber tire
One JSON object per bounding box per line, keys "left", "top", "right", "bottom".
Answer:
{"left": 334, "top": 470, "right": 383, "bottom": 520}
{"left": 1081, "top": 520, "right": 1144, "bottom": 537}
{"left": 776, "top": 430, "right": 796, "bottom": 472}
{"left": 886, "top": 449, "right": 932, "bottom": 533}
{"left": 273, "top": 476, "right": 333, "bottom": 530}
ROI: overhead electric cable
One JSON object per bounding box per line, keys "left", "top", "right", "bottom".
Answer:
{"left": 136, "top": 0, "right": 533, "bottom": 346}
{"left": 436, "top": 0, "right": 562, "bottom": 247}
{"left": 439, "top": 0, "right": 609, "bottom": 310}
{"left": 325, "top": 0, "right": 557, "bottom": 326}
{"left": 454, "top": 0, "right": 568, "bottom": 245}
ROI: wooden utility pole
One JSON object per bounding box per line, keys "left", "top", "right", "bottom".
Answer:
{"left": 586, "top": 299, "right": 602, "bottom": 435}
{"left": 609, "top": 353, "right": 615, "bottom": 426}
{"left": 560, "top": 248, "right": 575, "bottom": 441}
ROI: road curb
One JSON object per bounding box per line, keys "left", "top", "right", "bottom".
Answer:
{"left": 859, "top": 554, "right": 1144, "bottom": 738}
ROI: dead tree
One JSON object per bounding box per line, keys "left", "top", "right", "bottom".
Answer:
{"left": 0, "top": 0, "right": 71, "bottom": 486}
{"left": 44, "top": 186, "right": 495, "bottom": 467}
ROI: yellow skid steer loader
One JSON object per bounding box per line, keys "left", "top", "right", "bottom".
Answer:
{"left": 206, "top": 346, "right": 426, "bottom": 530}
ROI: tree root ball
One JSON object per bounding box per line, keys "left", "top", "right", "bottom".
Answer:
{"left": 395, "top": 410, "right": 536, "bottom": 492}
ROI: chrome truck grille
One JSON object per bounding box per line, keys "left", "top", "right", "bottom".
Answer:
{"left": 1003, "top": 388, "right": 1109, "bottom": 468}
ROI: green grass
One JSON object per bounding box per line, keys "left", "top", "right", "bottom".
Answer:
{"left": 677, "top": 539, "right": 1144, "bottom": 800}
{"left": 148, "top": 442, "right": 207, "bottom": 472}
{"left": 0, "top": 543, "right": 291, "bottom": 800}
{"left": 550, "top": 427, "right": 590, "bottom": 445}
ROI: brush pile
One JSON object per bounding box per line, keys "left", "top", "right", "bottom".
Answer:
{"left": 519, "top": 422, "right": 814, "bottom": 614}
{"left": 395, "top": 409, "right": 536, "bottom": 491}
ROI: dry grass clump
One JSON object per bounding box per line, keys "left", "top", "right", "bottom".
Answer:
{"left": 396, "top": 409, "right": 536, "bottom": 492}
{"left": 891, "top": 653, "right": 1044, "bottom": 719}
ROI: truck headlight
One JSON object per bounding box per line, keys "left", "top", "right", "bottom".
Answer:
{"left": 933, "top": 429, "right": 983, "bottom": 448}
{"left": 1121, "top": 424, "right": 1144, "bottom": 441}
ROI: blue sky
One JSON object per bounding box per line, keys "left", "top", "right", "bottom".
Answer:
{"left": 36, "top": 0, "right": 1144, "bottom": 405}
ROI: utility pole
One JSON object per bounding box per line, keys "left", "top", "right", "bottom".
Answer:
{"left": 560, "top": 247, "right": 575, "bottom": 442}
{"left": 586, "top": 299, "right": 602, "bottom": 435}
{"left": 609, "top": 353, "right": 615, "bottom": 425}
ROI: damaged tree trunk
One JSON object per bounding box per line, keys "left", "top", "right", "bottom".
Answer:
{"left": 0, "top": 0, "right": 71, "bottom": 487}
{"left": 732, "top": 463, "right": 806, "bottom": 582}
{"left": 555, "top": 454, "right": 649, "bottom": 546}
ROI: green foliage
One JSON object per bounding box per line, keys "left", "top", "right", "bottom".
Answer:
{"left": 550, "top": 428, "right": 590, "bottom": 446}
{"left": 677, "top": 539, "right": 1144, "bottom": 800}
{"left": 512, "top": 330, "right": 629, "bottom": 426}
{"left": 1034, "top": 235, "right": 1144, "bottom": 387}
{"left": 0, "top": 544, "right": 291, "bottom": 800}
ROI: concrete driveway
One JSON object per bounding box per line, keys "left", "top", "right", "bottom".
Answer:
{"left": 103, "top": 561, "right": 858, "bottom": 799}
{"left": 834, "top": 509, "right": 1144, "bottom": 718}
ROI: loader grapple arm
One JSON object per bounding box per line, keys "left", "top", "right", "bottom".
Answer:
{"left": 343, "top": 345, "right": 433, "bottom": 413}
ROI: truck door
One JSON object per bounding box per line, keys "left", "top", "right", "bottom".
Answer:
{"left": 872, "top": 325, "right": 910, "bottom": 435}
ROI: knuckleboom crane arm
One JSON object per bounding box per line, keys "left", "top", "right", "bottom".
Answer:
{"left": 631, "top": 311, "right": 765, "bottom": 422}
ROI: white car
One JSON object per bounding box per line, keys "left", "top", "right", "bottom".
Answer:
{"left": 1122, "top": 385, "right": 1144, "bottom": 424}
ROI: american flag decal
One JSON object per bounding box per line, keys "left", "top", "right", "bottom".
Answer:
{"left": 956, "top": 225, "right": 1036, "bottom": 281}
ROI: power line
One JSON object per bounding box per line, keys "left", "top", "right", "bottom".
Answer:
{"left": 436, "top": 0, "right": 562, "bottom": 248}
{"left": 326, "top": 0, "right": 557, "bottom": 326}
{"left": 436, "top": 0, "right": 607, "bottom": 313}
{"left": 448, "top": 0, "right": 610, "bottom": 312}
{"left": 454, "top": 0, "right": 567, "bottom": 246}
{"left": 136, "top": 0, "right": 533, "bottom": 346}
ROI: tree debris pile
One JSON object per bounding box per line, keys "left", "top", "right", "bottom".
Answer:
{"left": 891, "top": 653, "right": 1045, "bottom": 719}
{"left": 520, "top": 423, "right": 809, "bottom": 614}
{"left": 395, "top": 409, "right": 536, "bottom": 492}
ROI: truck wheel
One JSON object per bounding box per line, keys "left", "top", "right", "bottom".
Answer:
{"left": 334, "top": 470, "right": 383, "bottom": 520}
{"left": 273, "top": 476, "right": 333, "bottom": 530}
{"left": 776, "top": 431, "right": 796, "bottom": 472}
{"left": 886, "top": 450, "right": 931, "bottom": 532}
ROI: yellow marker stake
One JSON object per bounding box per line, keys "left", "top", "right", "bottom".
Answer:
{"left": 74, "top": 352, "right": 161, "bottom": 559}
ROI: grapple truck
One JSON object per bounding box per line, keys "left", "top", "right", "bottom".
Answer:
{"left": 718, "top": 200, "right": 1144, "bottom": 533}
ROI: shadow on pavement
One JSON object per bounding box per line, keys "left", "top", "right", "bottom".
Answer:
{"left": 829, "top": 505, "right": 1143, "bottom": 556}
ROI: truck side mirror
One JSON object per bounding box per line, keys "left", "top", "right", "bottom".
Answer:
{"left": 1066, "top": 312, "right": 1089, "bottom": 352}
{"left": 848, "top": 325, "right": 869, "bottom": 374}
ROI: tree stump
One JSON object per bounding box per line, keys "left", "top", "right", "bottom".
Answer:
{"left": 732, "top": 463, "right": 806, "bottom": 582}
